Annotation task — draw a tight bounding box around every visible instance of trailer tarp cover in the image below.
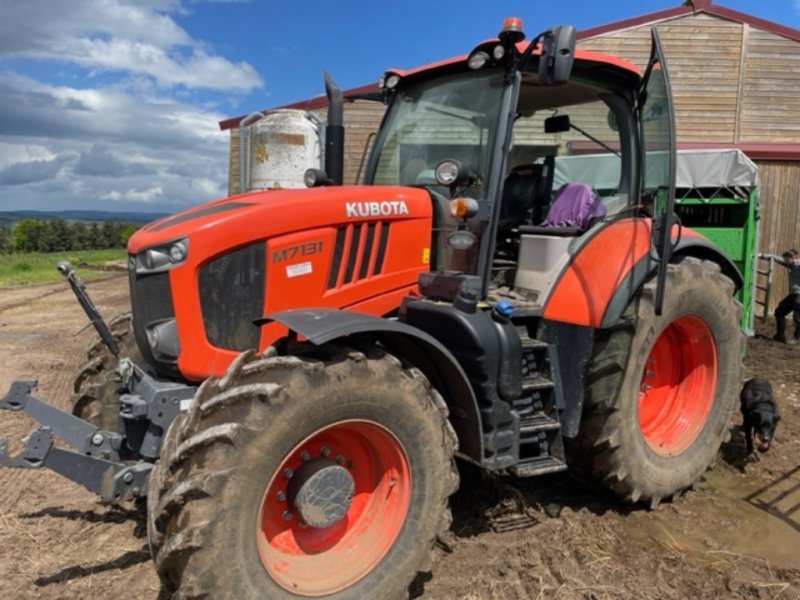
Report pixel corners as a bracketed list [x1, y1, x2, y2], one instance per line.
[554, 149, 758, 191]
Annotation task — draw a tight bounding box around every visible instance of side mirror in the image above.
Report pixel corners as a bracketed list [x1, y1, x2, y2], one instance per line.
[538, 25, 576, 85]
[544, 115, 570, 133]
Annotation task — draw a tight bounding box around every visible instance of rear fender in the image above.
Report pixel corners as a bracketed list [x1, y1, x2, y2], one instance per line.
[257, 309, 483, 462]
[542, 218, 742, 329]
[600, 235, 743, 329]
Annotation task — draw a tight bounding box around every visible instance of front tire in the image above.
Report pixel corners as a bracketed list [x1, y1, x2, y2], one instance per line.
[71, 313, 141, 429]
[568, 258, 743, 506]
[148, 344, 459, 599]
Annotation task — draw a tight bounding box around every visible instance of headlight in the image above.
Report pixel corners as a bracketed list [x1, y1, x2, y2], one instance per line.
[385, 74, 401, 89]
[135, 237, 189, 274]
[467, 51, 489, 70]
[145, 318, 180, 359]
[435, 160, 461, 186]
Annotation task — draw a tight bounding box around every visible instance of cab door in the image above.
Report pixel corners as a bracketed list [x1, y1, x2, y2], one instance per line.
[638, 28, 676, 314]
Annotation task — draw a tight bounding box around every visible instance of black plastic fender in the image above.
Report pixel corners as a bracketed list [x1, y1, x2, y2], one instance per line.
[256, 308, 483, 463]
[600, 236, 743, 329]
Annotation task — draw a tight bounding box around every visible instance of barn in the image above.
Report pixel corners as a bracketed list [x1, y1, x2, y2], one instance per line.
[218, 0, 800, 304]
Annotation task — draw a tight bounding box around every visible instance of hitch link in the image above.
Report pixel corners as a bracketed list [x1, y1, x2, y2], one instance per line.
[0, 380, 151, 501]
[58, 260, 120, 356]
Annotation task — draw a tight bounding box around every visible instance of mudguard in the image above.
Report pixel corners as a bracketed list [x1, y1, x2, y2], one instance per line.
[257, 308, 483, 462]
[542, 218, 742, 329]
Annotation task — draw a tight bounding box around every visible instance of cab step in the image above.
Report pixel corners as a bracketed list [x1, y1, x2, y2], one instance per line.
[510, 455, 567, 477]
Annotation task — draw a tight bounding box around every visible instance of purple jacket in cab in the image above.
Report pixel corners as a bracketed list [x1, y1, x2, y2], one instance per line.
[540, 183, 606, 230]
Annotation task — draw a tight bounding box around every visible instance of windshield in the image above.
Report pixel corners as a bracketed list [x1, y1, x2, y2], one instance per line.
[365, 70, 505, 196]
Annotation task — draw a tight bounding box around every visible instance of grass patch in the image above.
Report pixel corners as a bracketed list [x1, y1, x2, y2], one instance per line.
[0, 249, 127, 286]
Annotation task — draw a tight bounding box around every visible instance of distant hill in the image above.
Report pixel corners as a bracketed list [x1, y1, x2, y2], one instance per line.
[0, 210, 169, 226]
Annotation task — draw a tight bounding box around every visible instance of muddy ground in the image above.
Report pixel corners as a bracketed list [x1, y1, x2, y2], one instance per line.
[0, 275, 798, 599]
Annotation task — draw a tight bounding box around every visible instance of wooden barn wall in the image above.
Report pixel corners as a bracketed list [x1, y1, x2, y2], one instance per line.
[739, 28, 800, 143]
[754, 160, 800, 309]
[579, 13, 743, 142]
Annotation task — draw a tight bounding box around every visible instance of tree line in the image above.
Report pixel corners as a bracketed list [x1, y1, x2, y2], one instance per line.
[0, 219, 138, 254]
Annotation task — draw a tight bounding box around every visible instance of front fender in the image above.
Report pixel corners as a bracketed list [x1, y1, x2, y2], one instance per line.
[257, 308, 483, 462]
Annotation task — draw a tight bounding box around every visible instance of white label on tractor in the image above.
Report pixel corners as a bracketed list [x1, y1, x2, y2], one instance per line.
[180, 398, 193, 412]
[286, 261, 313, 278]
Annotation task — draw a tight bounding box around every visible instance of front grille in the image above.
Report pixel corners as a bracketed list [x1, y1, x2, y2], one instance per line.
[128, 265, 176, 377]
[326, 222, 390, 289]
[198, 242, 266, 351]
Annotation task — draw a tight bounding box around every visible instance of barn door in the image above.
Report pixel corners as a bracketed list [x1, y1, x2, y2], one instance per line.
[638, 27, 677, 315]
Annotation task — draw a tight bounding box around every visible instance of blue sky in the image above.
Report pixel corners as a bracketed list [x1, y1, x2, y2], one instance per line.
[0, 0, 797, 213]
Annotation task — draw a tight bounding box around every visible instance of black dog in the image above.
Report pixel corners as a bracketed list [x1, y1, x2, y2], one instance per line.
[740, 377, 781, 461]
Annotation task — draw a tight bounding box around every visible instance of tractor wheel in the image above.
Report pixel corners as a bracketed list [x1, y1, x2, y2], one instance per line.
[148, 344, 459, 599]
[71, 313, 141, 430]
[567, 257, 743, 507]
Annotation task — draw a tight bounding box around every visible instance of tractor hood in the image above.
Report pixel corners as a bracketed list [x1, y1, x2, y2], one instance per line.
[128, 185, 433, 256]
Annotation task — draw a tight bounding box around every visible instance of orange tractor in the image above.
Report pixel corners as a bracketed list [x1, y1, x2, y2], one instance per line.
[1, 18, 743, 599]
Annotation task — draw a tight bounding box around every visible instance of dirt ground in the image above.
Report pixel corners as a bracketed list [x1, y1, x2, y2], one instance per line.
[0, 275, 798, 599]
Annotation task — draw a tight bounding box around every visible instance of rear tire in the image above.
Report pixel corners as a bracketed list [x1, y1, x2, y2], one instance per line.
[567, 258, 743, 507]
[71, 313, 141, 430]
[148, 344, 459, 599]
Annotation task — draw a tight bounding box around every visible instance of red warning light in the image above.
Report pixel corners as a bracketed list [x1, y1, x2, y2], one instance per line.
[500, 17, 525, 43]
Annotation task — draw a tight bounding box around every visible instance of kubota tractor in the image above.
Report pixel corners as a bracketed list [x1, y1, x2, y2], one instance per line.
[0, 18, 744, 599]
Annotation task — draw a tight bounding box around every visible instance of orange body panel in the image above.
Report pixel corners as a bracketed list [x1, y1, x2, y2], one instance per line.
[128, 186, 433, 380]
[542, 219, 700, 328]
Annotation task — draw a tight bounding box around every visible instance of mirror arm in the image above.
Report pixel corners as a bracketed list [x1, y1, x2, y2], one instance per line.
[569, 124, 620, 157]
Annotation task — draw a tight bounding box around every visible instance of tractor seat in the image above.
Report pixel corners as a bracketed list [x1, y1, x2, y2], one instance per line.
[499, 163, 541, 231]
[523, 182, 606, 236]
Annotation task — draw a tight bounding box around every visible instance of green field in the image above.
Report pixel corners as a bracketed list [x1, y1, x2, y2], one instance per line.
[0, 249, 127, 286]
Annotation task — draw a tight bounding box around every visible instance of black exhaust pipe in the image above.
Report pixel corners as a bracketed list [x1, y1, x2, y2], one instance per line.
[323, 71, 344, 185]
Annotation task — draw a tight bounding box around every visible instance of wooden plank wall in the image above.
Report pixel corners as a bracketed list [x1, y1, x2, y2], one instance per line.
[754, 160, 800, 306]
[579, 13, 742, 142]
[739, 28, 800, 142]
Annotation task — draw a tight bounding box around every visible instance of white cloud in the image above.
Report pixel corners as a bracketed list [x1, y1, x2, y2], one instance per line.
[0, 75, 230, 211]
[101, 186, 164, 204]
[0, 154, 75, 185]
[0, 1, 260, 212]
[0, 0, 263, 91]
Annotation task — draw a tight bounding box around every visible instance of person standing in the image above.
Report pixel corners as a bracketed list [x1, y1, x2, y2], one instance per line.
[760, 249, 800, 344]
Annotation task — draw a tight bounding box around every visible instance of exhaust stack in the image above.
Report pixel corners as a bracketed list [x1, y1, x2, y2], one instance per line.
[324, 71, 344, 185]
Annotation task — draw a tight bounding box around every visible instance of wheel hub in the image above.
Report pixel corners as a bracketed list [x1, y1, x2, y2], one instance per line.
[287, 458, 355, 529]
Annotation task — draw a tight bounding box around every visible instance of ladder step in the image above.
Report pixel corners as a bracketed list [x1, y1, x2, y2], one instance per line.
[521, 338, 548, 350]
[520, 412, 561, 432]
[511, 455, 568, 477]
[521, 376, 553, 392]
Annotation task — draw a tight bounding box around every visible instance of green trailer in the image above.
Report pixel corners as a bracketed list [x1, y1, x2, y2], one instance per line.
[553, 149, 759, 334]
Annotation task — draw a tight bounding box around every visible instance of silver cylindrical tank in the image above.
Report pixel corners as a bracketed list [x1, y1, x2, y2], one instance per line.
[242, 109, 323, 191]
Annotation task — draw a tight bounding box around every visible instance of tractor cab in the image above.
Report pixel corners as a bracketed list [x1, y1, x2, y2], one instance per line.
[364, 18, 678, 312]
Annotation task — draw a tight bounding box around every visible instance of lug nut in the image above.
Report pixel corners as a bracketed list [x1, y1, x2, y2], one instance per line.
[123, 472, 134, 484]
[336, 455, 346, 466]
[320, 446, 331, 457]
[91, 433, 104, 446]
[276, 490, 286, 502]
[282, 510, 293, 521]
[300, 451, 311, 461]
[283, 468, 293, 479]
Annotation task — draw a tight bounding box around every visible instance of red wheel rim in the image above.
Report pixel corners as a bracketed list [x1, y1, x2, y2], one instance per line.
[257, 420, 411, 596]
[638, 314, 718, 456]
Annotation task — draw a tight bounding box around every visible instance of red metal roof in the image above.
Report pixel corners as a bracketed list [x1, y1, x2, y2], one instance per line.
[578, 0, 800, 43]
[676, 142, 800, 161]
